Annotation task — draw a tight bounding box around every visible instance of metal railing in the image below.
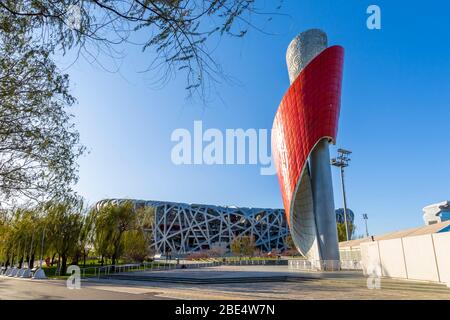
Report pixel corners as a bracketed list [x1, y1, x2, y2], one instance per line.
[340, 260, 362, 270]
[81, 263, 143, 279]
[182, 258, 288, 267]
[288, 259, 362, 271]
[222, 259, 268, 266]
[81, 261, 184, 279]
[80, 258, 290, 279]
[2, 258, 363, 280]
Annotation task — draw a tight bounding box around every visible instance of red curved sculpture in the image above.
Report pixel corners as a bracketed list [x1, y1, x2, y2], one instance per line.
[272, 45, 344, 256]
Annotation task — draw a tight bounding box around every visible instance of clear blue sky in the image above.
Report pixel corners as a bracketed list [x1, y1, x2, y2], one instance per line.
[61, 0, 450, 236]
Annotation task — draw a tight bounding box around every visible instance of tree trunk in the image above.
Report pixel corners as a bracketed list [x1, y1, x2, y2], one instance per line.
[111, 232, 123, 268]
[74, 251, 80, 265]
[83, 251, 87, 267]
[51, 252, 57, 266]
[29, 254, 35, 269]
[61, 254, 67, 275]
[56, 254, 61, 273]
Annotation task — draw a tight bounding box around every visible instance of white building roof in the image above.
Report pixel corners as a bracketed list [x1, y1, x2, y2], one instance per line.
[339, 220, 450, 249]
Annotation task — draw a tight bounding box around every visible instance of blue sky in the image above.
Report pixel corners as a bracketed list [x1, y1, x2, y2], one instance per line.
[61, 0, 450, 236]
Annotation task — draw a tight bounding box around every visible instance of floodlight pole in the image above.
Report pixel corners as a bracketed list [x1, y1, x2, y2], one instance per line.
[331, 148, 352, 242]
[363, 214, 369, 237]
[339, 166, 349, 241]
[28, 232, 34, 269]
[39, 227, 46, 268]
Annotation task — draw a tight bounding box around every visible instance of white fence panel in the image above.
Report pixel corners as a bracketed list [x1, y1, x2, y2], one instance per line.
[360, 241, 380, 276]
[378, 238, 407, 279]
[360, 232, 450, 284]
[432, 232, 450, 284]
[402, 234, 439, 282]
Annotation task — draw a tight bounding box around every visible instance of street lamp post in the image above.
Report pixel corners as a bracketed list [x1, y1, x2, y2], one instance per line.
[28, 232, 34, 269]
[363, 213, 369, 237]
[39, 227, 46, 268]
[331, 148, 352, 242]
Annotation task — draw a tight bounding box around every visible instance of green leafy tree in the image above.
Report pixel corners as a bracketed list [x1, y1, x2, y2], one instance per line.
[285, 234, 296, 250]
[122, 230, 150, 263]
[0, 14, 84, 204]
[77, 209, 95, 267]
[121, 205, 156, 263]
[0, 207, 45, 268]
[135, 206, 156, 254]
[45, 201, 84, 274]
[93, 201, 137, 266]
[0, 0, 281, 99]
[230, 235, 256, 258]
[0, 212, 14, 266]
[14, 209, 37, 268]
[337, 222, 356, 242]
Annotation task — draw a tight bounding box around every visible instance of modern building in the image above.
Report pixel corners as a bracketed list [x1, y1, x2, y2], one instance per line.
[95, 199, 356, 255]
[95, 199, 289, 255]
[423, 201, 450, 226]
[339, 220, 450, 252]
[272, 29, 344, 268]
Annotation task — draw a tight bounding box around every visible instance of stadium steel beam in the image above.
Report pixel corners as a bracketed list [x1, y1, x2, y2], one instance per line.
[272, 29, 344, 270]
[96, 199, 289, 254]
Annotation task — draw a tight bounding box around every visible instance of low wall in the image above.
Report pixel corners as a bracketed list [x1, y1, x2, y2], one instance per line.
[360, 232, 450, 285]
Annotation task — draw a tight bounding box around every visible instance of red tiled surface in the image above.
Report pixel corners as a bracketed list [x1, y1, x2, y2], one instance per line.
[272, 45, 344, 226]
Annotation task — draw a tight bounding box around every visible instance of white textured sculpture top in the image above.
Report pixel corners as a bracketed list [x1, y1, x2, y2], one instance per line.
[286, 29, 328, 83]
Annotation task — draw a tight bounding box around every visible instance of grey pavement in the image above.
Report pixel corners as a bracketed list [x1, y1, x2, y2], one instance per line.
[0, 277, 172, 300]
[1, 265, 450, 300]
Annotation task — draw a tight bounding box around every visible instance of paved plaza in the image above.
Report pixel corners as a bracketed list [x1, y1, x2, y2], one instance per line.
[1, 265, 449, 300]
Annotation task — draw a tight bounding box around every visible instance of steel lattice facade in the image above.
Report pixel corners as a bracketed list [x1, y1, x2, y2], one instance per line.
[95, 199, 289, 254]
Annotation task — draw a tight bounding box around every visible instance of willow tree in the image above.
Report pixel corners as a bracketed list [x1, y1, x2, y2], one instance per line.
[45, 201, 84, 274]
[126, 206, 157, 261]
[0, 212, 13, 266]
[0, 207, 45, 268]
[93, 201, 137, 266]
[230, 235, 256, 258]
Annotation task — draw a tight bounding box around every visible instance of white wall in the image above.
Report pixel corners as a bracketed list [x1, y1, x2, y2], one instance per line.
[360, 242, 380, 276]
[379, 239, 407, 278]
[432, 232, 450, 284]
[402, 235, 439, 282]
[360, 232, 450, 284]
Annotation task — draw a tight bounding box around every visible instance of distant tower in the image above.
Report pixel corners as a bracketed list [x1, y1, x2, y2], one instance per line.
[272, 29, 344, 270]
